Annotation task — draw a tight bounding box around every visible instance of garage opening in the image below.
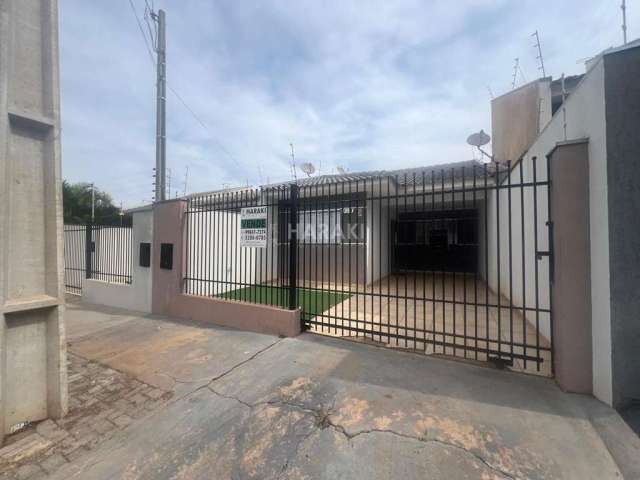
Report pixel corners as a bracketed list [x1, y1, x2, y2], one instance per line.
[393, 209, 478, 274]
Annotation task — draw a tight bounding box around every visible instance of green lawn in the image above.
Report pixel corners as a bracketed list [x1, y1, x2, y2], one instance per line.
[216, 285, 351, 320]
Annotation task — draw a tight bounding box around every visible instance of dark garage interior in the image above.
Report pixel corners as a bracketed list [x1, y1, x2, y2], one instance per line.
[392, 209, 479, 273]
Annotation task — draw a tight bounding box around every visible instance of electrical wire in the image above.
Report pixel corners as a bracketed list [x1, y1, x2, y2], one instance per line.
[127, 0, 255, 183]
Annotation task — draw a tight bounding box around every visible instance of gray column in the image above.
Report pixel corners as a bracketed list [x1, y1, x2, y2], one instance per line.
[0, 0, 67, 441]
[549, 139, 592, 394]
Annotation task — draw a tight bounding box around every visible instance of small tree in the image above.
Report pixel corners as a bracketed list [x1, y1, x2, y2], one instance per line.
[63, 181, 130, 225]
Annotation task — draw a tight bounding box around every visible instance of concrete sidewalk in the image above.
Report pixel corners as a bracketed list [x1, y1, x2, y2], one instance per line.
[33, 303, 640, 478]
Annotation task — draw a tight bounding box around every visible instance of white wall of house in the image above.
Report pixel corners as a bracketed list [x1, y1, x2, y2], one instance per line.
[487, 58, 612, 404]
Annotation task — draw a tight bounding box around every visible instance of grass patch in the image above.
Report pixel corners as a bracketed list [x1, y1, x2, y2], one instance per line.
[216, 285, 351, 320]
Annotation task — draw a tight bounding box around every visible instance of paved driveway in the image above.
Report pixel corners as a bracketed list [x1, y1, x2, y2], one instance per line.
[51, 302, 639, 479]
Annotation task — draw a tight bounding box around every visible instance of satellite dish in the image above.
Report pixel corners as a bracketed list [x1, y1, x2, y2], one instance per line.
[300, 162, 316, 177]
[466, 129, 491, 147]
[336, 166, 347, 175]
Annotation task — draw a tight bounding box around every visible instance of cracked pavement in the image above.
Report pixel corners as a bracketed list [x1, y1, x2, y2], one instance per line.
[48, 302, 638, 479]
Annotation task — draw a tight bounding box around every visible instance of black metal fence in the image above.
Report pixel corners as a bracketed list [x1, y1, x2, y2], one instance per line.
[184, 160, 553, 374]
[64, 224, 86, 295]
[63, 223, 133, 293]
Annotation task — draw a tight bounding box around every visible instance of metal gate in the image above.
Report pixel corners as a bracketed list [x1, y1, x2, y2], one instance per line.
[183, 159, 553, 375]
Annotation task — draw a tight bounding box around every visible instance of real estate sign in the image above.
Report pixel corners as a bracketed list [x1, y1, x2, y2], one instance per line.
[240, 206, 268, 247]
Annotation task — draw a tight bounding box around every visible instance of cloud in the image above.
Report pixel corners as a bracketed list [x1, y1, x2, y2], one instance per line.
[59, 0, 638, 207]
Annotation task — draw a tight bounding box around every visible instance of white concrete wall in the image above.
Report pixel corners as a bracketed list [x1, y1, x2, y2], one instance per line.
[487, 59, 612, 404]
[83, 279, 148, 313]
[82, 210, 153, 313]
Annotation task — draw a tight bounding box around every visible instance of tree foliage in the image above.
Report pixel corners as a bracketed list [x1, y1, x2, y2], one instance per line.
[63, 181, 129, 225]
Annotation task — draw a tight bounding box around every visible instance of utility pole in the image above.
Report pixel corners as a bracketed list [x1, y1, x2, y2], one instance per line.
[289, 143, 297, 181]
[151, 9, 167, 202]
[91, 183, 95, 223]
[622, 0, 628, 45]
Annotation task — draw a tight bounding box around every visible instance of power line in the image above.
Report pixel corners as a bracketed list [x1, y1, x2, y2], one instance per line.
[166, 83, 244, 172]
[126, 1, 251, 182]
[127, 0, 154, 65]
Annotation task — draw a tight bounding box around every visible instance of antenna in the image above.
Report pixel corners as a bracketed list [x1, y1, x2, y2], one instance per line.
[289, 143, 297, 181]
[487, 85, 495, 99]
[166, 167, 172, 198]
[511, 58, 519, 89]
[183, 165, 189, 196]
[532, 30, 546, 78]
[622, 0, 628, 44]
[300, 162, 316, 177]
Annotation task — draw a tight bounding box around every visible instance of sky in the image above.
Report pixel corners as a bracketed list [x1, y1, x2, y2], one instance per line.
[59, 1, 637, 208]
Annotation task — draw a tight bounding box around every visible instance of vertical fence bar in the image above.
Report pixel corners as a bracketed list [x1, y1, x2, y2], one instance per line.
[532, 156, 541, 371]
[483, 164, 489, 359]
[462, 166, 467, 358]
[507, 161, 514, 362]
[289, 184, 299, 312]
[85, 223, 92, 279]
[546, 154, 554, 374]
[473, 166, 478, 360]
[496, 163, 502, 358]
[431, 170, 436, 351]
[520, 160, 528, 370]
[451, 167, 456, 356]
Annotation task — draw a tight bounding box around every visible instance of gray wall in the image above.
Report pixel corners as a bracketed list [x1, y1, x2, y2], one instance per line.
[604, 47, 640, 408]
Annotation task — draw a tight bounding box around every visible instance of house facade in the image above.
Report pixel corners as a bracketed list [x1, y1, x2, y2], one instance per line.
[64, 39, 640, 412]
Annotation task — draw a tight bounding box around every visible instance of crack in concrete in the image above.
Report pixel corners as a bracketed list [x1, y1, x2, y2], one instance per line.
[205, 338, 284, 387]
[206, 389, 517, 480]
[168, 338, 285, 406]
[153, 371, 198, 385]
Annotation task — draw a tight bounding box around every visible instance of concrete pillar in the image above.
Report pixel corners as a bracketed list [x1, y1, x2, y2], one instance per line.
[152, 199, 188, 316]
[0, 0, 67, 441]
[549, 139, 592, 394]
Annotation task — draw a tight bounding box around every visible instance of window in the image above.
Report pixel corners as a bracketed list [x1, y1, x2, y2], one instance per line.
[279, 205, 366, 245]
[340, 207, 365, 244]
